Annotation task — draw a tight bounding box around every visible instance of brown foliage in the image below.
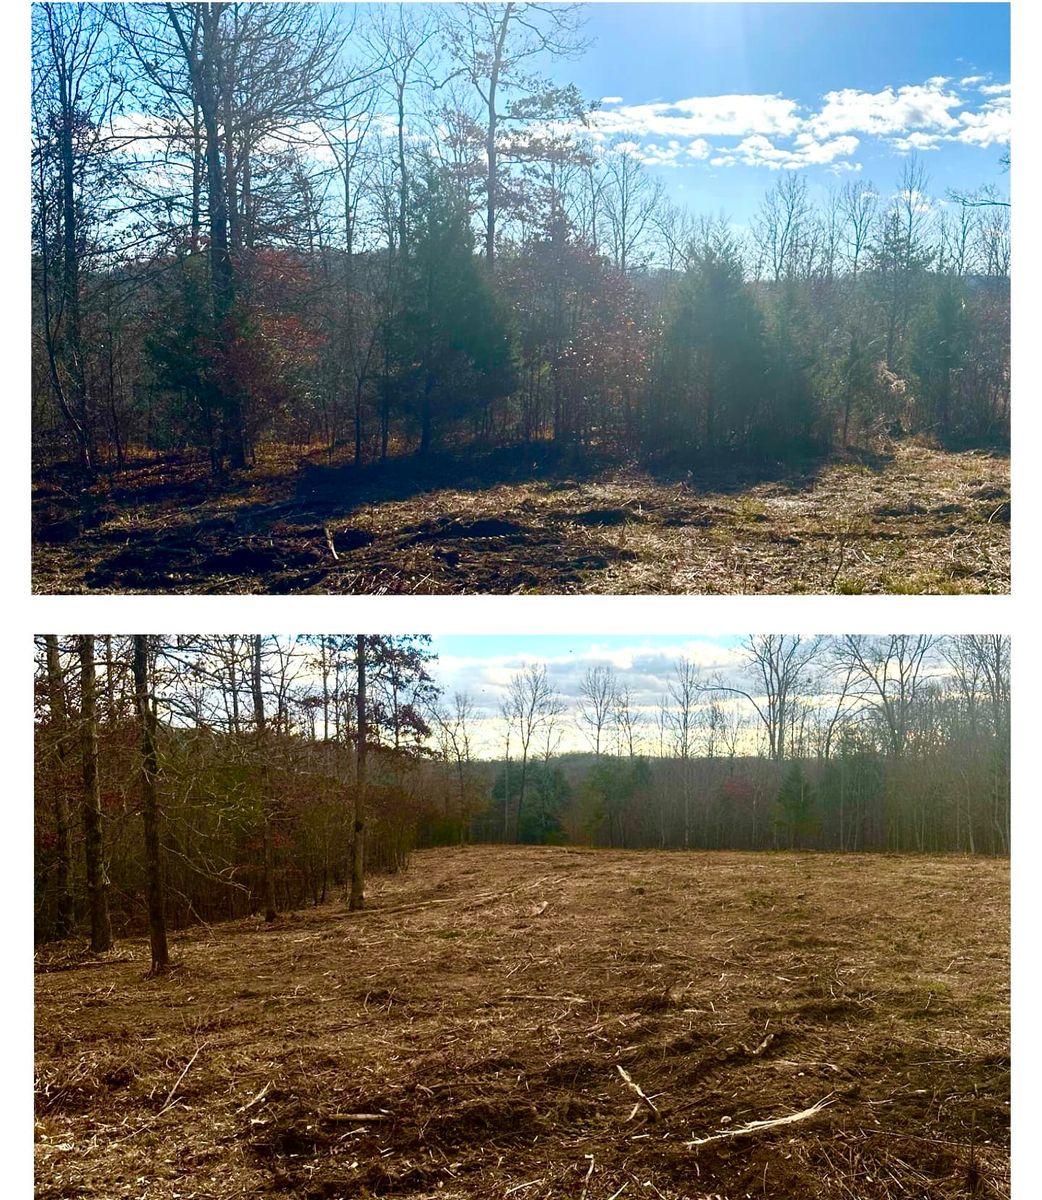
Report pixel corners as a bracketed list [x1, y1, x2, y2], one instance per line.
[36, 846, 1008, 1199]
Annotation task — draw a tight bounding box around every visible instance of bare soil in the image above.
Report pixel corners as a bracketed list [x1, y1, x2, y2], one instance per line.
[35, 846, 1010, 1199]
[31, 442, 1010, 594]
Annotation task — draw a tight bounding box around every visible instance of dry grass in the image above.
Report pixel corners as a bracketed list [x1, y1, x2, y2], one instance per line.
[35, 847, 1009, 1199]
[32, 442, 1009, 594]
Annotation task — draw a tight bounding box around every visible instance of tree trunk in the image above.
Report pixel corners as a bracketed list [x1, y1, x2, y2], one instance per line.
[172, 1, 246, 472]
[252, 635, 277, 923]
[420, 374, 433, 456]
[58, 65, 93, 474]
[78, 636, 112, 952]
[44, 636, 74, 938]
[132, 636, 170, 974]
[484, 4, 512, 267]
[350, 636, 367, 911]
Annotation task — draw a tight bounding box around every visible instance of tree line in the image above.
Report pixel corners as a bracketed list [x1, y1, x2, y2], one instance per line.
[32, 3, 1010, 479]
[34, 634, 436, 970]
[35, 634, 1009, 963]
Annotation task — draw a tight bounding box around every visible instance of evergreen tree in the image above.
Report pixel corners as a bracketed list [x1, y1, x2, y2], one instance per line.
[835, 327, 879, 447]
[774, 761, 819, 849]
[909, 278, 970, 438]
[868, 205, 934, 371]
[391, 171, 516, 454]
[657, 231, 766, 454]
[762, 283, 820, 454]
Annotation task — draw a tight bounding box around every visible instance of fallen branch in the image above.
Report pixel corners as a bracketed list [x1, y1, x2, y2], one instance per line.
[502, 993, 589, 1004]
[742, 1031, 775, 1057]
[158, 1042, 208, 1116]
[35, 954, 137, 974]
[322, 1112, 392, 1123]
[616, 1065, 659, 1119]
[579, 1154, 595, 1200]
[236, 1081, 273, 1114]
[684, 1096, 833, 1146]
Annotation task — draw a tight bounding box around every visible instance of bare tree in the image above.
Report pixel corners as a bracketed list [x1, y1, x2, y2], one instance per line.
[251, 635, 277, 923]
[78, 635, 112, 952]
[651, 199, 695, 276]
[435, 691, 480, 843]
[601, 143, 661, 275]
[133, 635, 170, 974]
[838, 635, 936, 759]
[752, 174, 814, 282]
[32, 2, 120, 474]
[441, 2, 588, 266]
[944, 634, 1009, 853]
[367, 3, 438, 257]
[577, 664, 619, 758]
[43, 636, 75, 938]
[504, 662, 559, 839]
[839, 179, 878, 277]
[350, 635, 367, 910]
[667, 658, 700, 848]
[708, 636, 825, 762]
[614, 682, 644, 759]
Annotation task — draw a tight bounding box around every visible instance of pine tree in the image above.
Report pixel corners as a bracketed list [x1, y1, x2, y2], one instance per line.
[657, 232, 766, 454]
[774, 761, 819, 849]
[910, 278, 970, 438]
[391, 171, 515, 455]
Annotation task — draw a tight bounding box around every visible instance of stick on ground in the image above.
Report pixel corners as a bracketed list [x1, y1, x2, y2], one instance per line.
[684, 1096, 833, 1146]
[616, 1065, 659, 1119]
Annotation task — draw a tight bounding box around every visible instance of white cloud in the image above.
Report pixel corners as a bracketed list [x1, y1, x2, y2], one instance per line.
[956, 94, 1011, 147]
[896, 187, 935, 214]
[599, 96, 624, 105]
[891, 131, 944, 153]
[712, 132, 859, 171]
[575, 74, 1007, 176]
[435, 640, 757, 756]
[589, 93, 803, 141]
[438, 640, 745, 712]
[809, 81, 964, 138]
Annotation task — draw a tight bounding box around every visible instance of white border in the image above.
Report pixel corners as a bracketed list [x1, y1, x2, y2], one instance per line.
[6, 1, 1037, 1197]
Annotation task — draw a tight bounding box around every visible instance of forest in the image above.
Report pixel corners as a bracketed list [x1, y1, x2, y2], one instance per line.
[34, 633, 1010, 957]
[31, 3, 1011, 594]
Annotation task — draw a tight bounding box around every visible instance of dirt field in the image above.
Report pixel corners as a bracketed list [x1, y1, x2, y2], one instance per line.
[35, 846, 1009, 1199]
[31, 442, 1009, 594]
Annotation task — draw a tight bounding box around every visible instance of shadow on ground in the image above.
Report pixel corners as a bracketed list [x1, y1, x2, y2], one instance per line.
[31, 441, 1008, 595]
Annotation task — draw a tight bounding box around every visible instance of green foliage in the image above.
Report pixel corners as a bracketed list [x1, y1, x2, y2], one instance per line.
[774, 760, 819, 848]
[834, 324, 881, 445]
[867, 206, 935, 370]
[579, 755, 652, 846]
[390, 171, 516, 452]
[656, 232, 767, 454]
[909, 277, 971, 436]
[145, 259, 217, 450]
[760, 283, 820, 453]
[493, 760, 571, 844]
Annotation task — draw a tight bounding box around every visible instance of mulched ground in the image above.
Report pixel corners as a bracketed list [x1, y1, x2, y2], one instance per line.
[31, 441, 1009, 594]
[35, 846, 1009, 1199]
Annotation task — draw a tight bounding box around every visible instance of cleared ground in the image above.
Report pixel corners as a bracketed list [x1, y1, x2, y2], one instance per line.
[32, 442, 1009, 594]
[35, 846, 1009, 1199]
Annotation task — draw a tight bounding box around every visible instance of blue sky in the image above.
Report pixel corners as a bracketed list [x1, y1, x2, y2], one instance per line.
[432, 633, 740, 665]
[539, 2, 1010, 221]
